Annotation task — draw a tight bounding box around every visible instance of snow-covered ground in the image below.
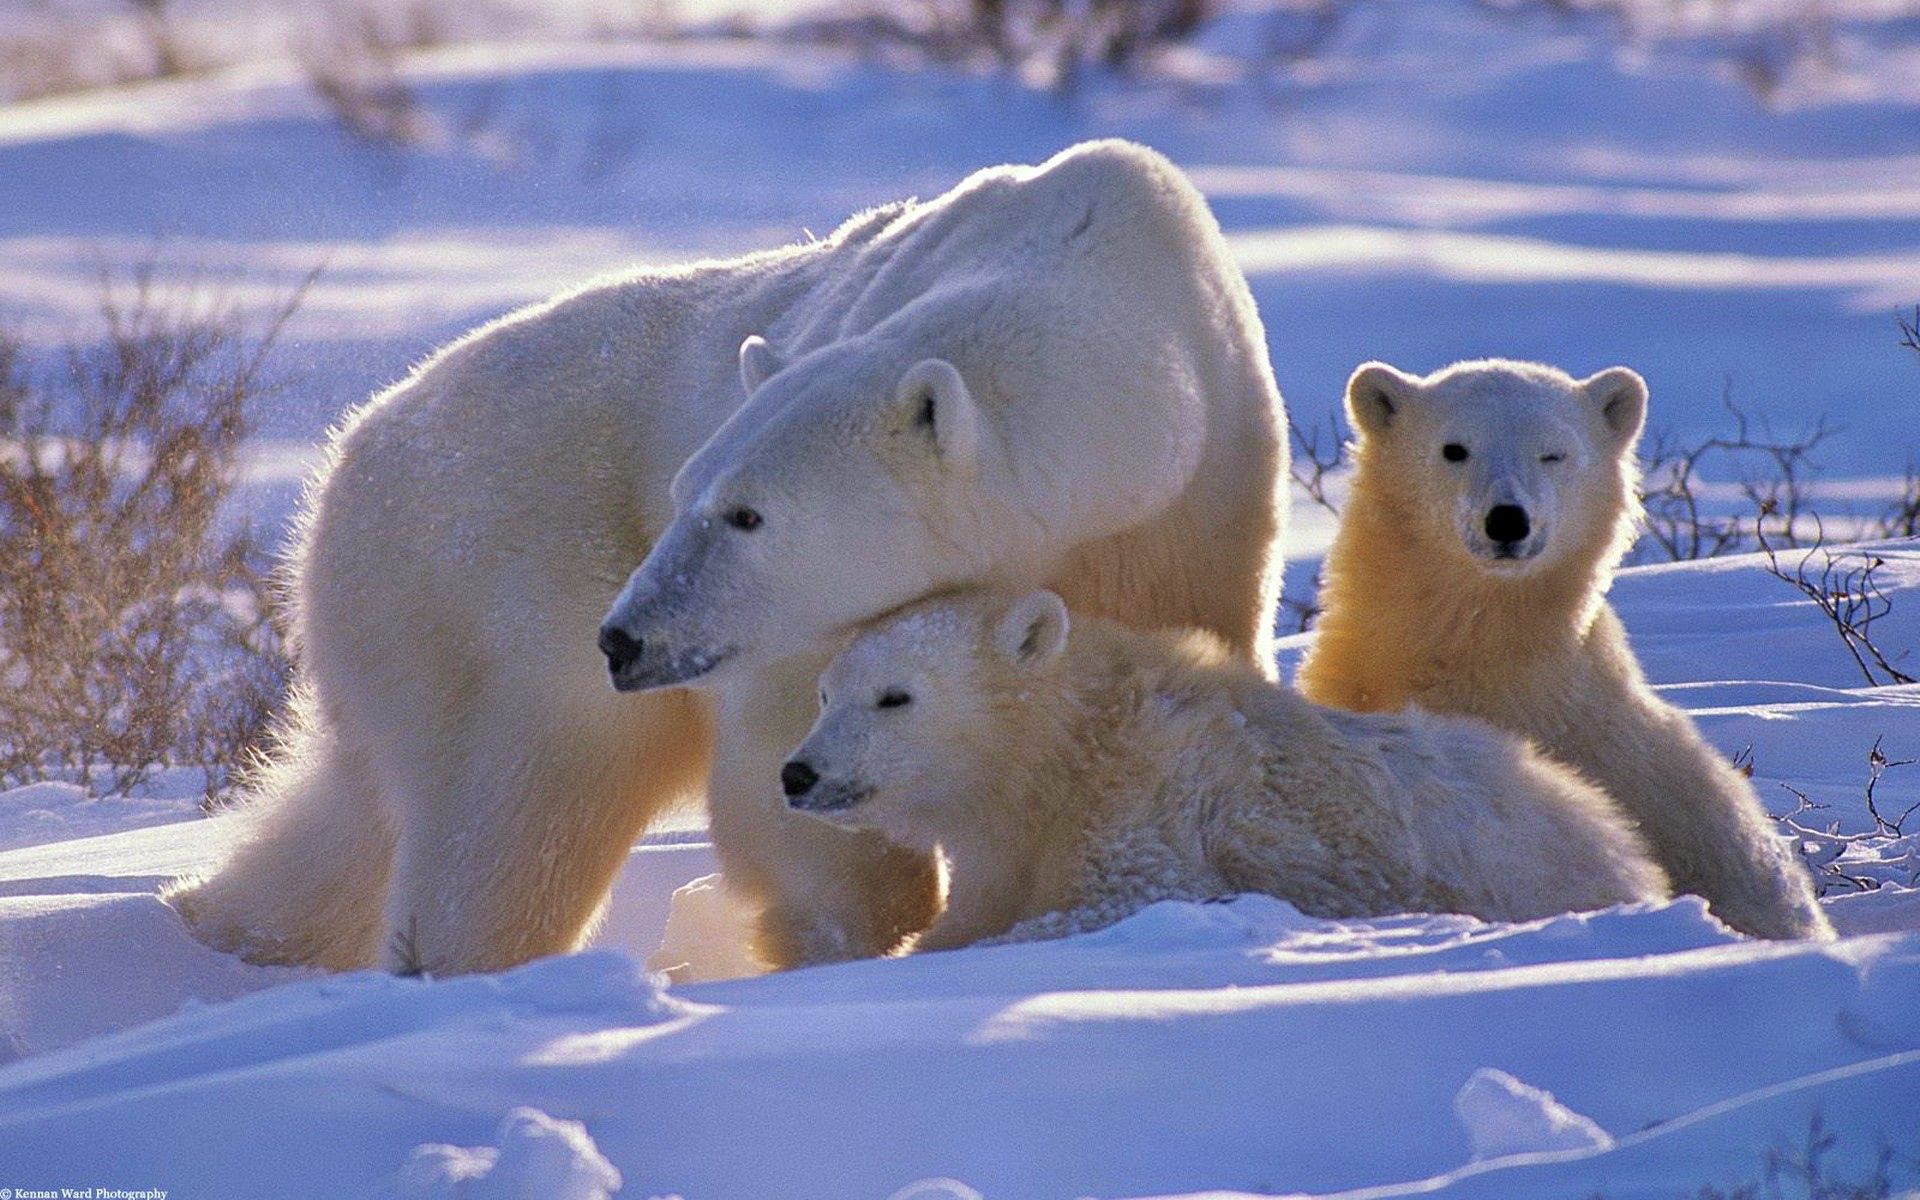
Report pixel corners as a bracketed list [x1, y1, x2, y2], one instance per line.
[3, 1, 1919, 1196]
[5, 548, 1916, 1199]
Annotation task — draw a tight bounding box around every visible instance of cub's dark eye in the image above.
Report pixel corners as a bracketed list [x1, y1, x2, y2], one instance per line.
[725, 506, 763, 531]
[876, 689, 912, 710]
[1442, 443, 1469, 463]
[1540, 453, 1565, 464]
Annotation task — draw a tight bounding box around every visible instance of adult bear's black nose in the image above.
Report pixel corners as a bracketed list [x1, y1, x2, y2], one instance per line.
[781, 760, 819, 799]
[1485, 504, 1531, 544]
[598, 624, 644, 676]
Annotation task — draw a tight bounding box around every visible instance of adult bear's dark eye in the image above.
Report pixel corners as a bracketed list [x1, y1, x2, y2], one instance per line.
[876, 689, 912, 710]
[725, 506, 763, 531]
[1442, 443, 1469, 463]
[1540, 452, 1565, 464]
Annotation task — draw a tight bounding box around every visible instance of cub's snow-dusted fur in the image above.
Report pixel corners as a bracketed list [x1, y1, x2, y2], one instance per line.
[784, 589, 1669, 950]
[1297, 359, 1831, 941]
[167, 141, 1288, 973]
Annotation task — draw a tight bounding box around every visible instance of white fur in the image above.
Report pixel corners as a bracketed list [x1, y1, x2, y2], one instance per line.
[167, 141, 1289, 973]
[785, 589, 1670, 950]
[1299, 358, 1832, 941]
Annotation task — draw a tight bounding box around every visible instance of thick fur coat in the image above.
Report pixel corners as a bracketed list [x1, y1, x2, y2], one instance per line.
[168, 141, 1289, 973]
[785, 589, 1670, 950]
[1296, 359, 1830, 941]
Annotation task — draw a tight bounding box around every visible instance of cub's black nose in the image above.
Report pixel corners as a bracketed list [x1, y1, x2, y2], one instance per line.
[598, 624, 644, 675]
[781, 760, 820, 799]
[1485, 504, 1531, 544]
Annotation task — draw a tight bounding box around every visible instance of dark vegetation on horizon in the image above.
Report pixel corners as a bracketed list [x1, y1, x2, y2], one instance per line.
[1, 0, 1905, 114]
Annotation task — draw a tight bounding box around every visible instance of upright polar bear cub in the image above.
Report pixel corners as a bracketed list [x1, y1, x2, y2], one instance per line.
[168, 141, 1289, 974]
[781, 588, 1669, 949]
[1297, 359, 1831, 941]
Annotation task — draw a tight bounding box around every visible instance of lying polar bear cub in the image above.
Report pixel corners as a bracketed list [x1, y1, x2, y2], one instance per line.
[780, 588, 1670, 950]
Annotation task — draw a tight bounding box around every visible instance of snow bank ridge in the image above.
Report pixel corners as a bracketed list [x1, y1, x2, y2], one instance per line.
[1453, 1067, 1614, 1161]
[387, 1107, 622, 1199]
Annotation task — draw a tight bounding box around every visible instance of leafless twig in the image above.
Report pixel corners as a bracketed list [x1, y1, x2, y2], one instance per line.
[1864, 736, 1920, 835]
[1777, 739, 1918, 896]
[1288, 414, 1346, 518]
[792, 0, 1222, 91]
[1279, 567, 1323, 635]
[1755, 511, 1915, 688]
[297, 3, 444, 152]
[388, 913, 431, 978]
[1636, 380, 1836, 563]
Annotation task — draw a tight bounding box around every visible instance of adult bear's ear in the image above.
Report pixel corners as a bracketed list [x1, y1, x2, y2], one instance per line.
[1345, 362, 1416, 436]
[738, 335, 783, 395]
[1582, 367, 1648, 449]
[993, 590, 1070, 670]
[895, 358, 980, 471]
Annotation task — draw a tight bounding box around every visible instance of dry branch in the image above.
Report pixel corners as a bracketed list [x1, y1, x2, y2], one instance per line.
[0, 264, 311, 799]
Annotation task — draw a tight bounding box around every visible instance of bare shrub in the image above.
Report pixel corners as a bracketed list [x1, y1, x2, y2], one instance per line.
[0, 30, 91, 103]
[1778, 739, 1919, 896]
[1756, 515, 1915, 689]
[1279, 415, 1348, 633]
[125, 0, 190, 79]
[1288, 415, 1347, 518]
[1869, 465, 1920, 541]
[1279, 571, 1324, 635]
[297, 4, 440, 151]
[1633, 382, 1836, 564]
[1689, 1114, 1910, 1200]
[1482, 0, 1855, 106]
[1880, 312, 1920, 540]
[1639, 317, 1920, 553]
[0, 265, 308, 800]
[0, 0, 199, 103]
[1722, 10, 1835, 106]
[796, 0, 1222, 89]
[953, 0, 1217, 78]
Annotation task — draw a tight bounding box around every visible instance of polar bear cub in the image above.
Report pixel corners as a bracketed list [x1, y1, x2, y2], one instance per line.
[781, 588, 1669, 950]
[1297, 359, 1831, 940]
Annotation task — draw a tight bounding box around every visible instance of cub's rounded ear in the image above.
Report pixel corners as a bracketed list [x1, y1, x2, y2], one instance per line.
[1583, 367, 1648, 449]
[896, 358, 980, 471]
[1345, 362, 1417, 436]
[993, 589, 1070, 670]
[738, 335, 783, 395]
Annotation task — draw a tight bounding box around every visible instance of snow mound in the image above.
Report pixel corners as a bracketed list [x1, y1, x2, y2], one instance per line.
[0, 775, 207, 853]
[886, 1181, 985, 1200]
[1452, 1067, 1613, 1161]
[6, 900, 1915, 1198]
[388, 1107, 623, 1200]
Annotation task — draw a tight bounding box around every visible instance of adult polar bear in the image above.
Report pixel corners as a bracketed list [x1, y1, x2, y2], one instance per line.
[169, 140, 1290, 974]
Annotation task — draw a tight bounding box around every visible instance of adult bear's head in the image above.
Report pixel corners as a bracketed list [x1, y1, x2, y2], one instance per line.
[599, 331, 1038, 692]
